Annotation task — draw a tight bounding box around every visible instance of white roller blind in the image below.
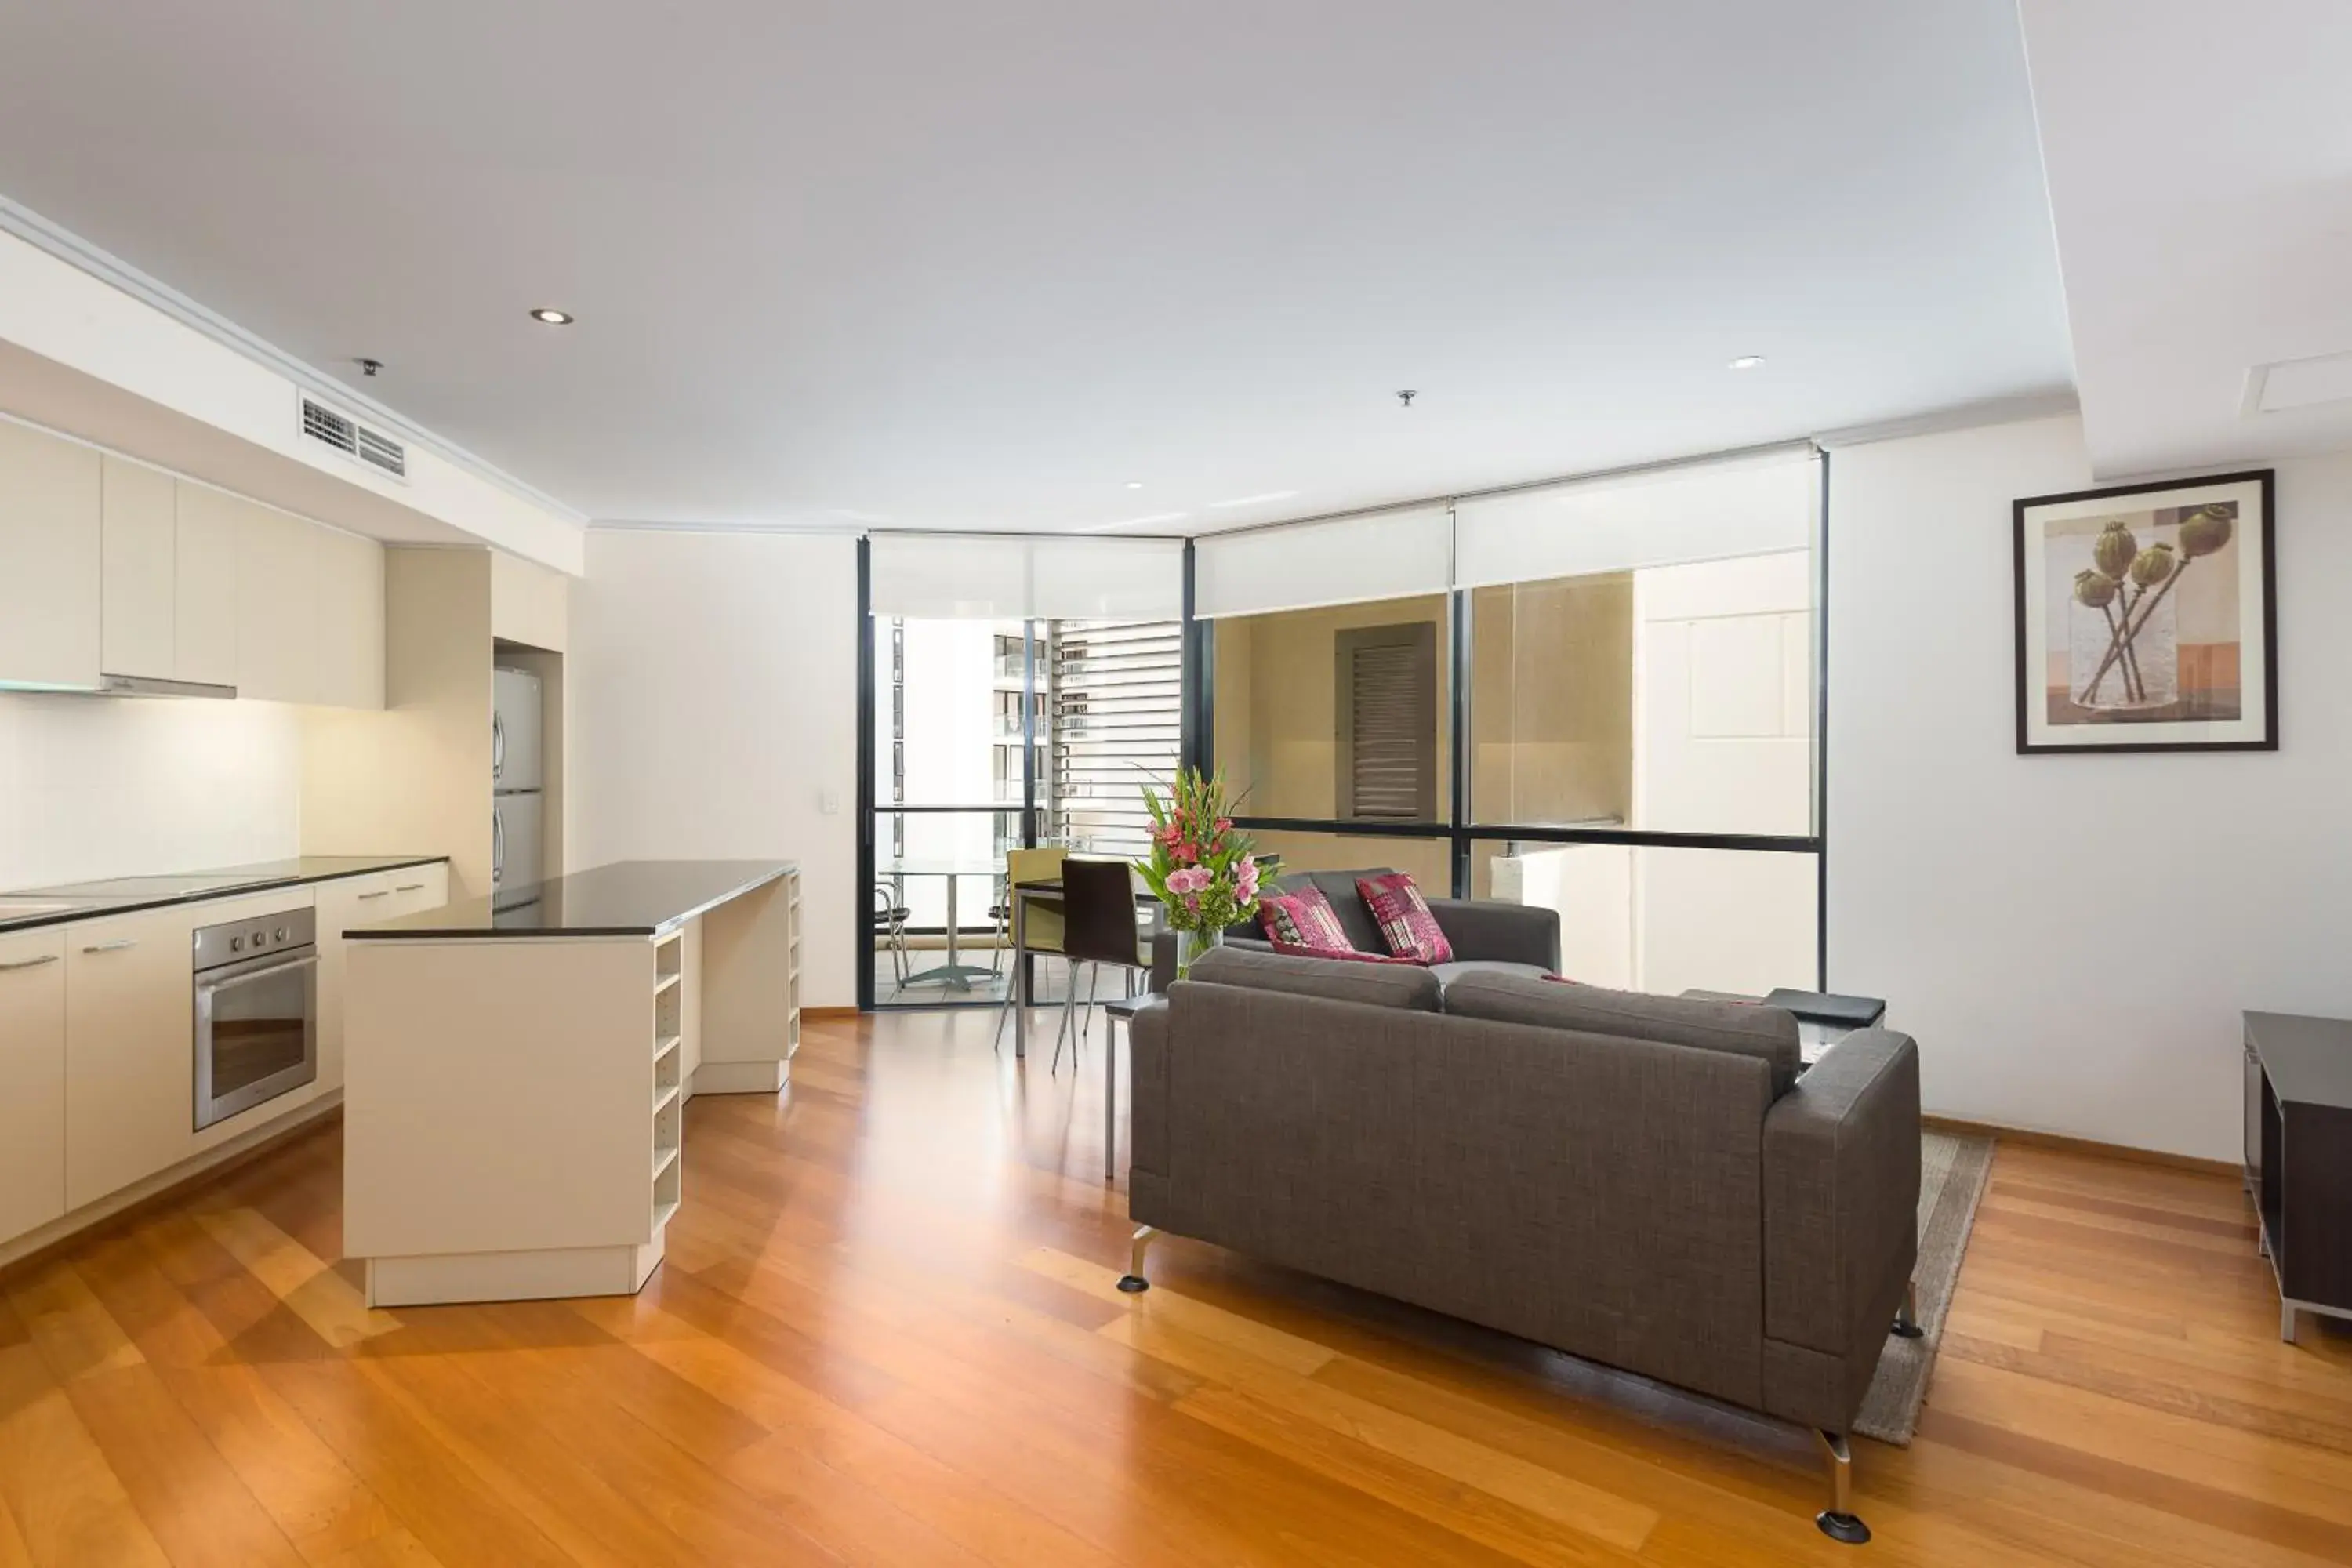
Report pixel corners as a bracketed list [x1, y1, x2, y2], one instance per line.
[1454, 448, 1818, 590]
[1194, 505, 1454, 618]
[869, 534, 1182, 620]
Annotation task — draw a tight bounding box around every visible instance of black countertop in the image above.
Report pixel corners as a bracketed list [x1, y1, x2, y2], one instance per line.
[347, 859, 795, 939]
[2246, 1012, 2352, 1109]
[0, 855, 451, 934]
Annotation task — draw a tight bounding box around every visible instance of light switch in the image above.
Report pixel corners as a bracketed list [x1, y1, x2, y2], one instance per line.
[819, 789, 841, 815]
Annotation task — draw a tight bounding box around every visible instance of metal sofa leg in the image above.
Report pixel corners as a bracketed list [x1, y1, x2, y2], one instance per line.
[1893, 1279, 1924, 1339]
[1815, 1430, 1870, 1544]
[1117, 1225, 1157, 1294]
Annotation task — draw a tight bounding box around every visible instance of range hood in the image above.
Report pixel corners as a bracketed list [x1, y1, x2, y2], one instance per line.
[98, 673, 238, 700]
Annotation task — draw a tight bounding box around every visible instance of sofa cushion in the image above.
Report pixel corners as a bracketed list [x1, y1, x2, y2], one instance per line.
[1430, 960, 1553, 989]
[1443, 971, 1802, 1091]
[1257, 886, 1354, 954]
[1357, 873, 1454, 964]
[1185, 942, 1442, 1011]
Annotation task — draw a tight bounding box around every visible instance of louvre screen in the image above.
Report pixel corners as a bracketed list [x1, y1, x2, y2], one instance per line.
[1049, 619, 1181, 858]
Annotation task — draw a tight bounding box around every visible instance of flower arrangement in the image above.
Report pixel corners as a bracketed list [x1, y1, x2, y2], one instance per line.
[1137, 767, 1259, 970]
[2072, 504, 2234, 708]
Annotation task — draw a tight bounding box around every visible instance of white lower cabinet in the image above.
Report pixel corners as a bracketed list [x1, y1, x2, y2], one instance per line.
[318, 864, 448, 1093]
[0, 927, 67, 1244]
[64, 902, 198, 1209]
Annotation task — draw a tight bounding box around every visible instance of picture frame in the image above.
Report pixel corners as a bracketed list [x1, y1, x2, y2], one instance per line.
[2013, 469, 2276, 754]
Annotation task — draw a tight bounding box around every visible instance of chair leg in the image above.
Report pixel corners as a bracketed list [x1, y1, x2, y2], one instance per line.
[1081, 962, 1101, 1044]
[1117, 1225, 1157, 1294]
[1053, 963, 1079, 1074]
[1814, 1431, 1868, 1544]
[1893, 1279, 1923, 1339]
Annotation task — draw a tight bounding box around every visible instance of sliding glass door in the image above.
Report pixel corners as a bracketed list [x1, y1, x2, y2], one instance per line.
[860, 536, 1182, 1011]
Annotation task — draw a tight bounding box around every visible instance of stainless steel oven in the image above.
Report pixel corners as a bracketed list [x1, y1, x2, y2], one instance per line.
[194, 906, 318, 1131]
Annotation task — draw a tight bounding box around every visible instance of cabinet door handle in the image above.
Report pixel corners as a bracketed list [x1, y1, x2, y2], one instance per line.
[357, 889, 392, 900]
[80, 939, 136, 953]
[394, 883, 426, 893]
[0, 953, 59, 971]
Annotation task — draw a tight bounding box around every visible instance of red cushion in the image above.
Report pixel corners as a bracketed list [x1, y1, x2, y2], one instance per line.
[1266, 935, 1423, 965]
[1258, 887, 1354, 954]
[1356, 873, 1454, 964]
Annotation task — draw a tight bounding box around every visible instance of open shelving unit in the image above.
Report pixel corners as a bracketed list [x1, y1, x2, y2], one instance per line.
[788, 877, 803, 1057]
[651, 928, 685, 1236]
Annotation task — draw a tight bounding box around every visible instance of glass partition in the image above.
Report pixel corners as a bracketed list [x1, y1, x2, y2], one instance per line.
[1470, 838, 1818, 995]
[1212, 592, 1453, 826]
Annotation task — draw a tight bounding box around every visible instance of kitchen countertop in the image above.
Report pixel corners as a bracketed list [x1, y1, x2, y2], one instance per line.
[347, 859, 795, 940]
[0, 855, 451, 934]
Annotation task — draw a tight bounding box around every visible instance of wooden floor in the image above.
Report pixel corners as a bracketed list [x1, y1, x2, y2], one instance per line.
[3, 1008, 2349, 1566]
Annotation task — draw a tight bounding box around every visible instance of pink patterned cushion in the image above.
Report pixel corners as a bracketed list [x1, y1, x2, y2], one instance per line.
[1265, 935, 1422, 965]
[1258, 887, 1354, 954]
[1356, 873, 1454, 964]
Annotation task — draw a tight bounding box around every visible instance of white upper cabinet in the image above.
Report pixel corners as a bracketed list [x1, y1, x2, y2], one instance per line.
[172, 481, 240, 688]
[314, 526, 385, 710]
[100, 455, 177, 681]
[235, 497, 318, 704]
[0, 420, 103, 690]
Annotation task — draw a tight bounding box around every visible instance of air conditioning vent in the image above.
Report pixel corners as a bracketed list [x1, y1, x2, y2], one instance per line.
[299, 396, 407, 481]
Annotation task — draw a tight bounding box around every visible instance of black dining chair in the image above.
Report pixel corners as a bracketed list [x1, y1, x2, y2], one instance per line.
[1056, 857, 1151, 1073]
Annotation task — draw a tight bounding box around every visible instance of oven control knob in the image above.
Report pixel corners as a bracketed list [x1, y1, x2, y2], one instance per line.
[252, 929, 267, 946]
[230, 936, 245, 952]
[274, 927, 289, 942]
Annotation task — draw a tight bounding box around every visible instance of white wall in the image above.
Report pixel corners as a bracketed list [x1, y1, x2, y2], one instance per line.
[1829, 413, 2351, 1160]
[568, 529, 858, 1007]
[0, 694, 301, 887]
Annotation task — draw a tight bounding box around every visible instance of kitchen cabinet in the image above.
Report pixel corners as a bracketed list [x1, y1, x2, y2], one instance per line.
[172, 481, 241, 688]
[64, 902, 198, 1208]
[100, 454, 178, 681]
[0, 927, 67, 1245]
[314, 525, 385, 709]
[235, 498, 318, 703]
[0, 419, 103, 690]
[316, 863, 448, 1092]
[491, 549, 568, 652]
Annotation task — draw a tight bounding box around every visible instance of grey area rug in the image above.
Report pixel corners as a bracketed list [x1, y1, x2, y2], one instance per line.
[1852, 1131, 1996, 1445]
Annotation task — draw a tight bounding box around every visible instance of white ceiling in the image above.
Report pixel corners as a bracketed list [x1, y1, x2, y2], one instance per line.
[2020, 0, 2352, 479]
[0, 2, 2074, 534]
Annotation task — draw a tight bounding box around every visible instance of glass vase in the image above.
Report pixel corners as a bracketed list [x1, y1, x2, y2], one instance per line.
[2069, 587, 2177, 712]
[1174, 925, 1222, 979]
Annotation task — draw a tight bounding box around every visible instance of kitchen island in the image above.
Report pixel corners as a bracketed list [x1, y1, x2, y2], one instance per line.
[343, 858, 800, 1307]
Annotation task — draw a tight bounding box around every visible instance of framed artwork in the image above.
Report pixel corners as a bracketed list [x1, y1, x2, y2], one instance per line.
[2013, 469, 2276, 753]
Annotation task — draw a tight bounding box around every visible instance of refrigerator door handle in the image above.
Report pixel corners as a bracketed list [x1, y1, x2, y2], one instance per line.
[492, 710, 506, 782]
[492, 805, 506, 886]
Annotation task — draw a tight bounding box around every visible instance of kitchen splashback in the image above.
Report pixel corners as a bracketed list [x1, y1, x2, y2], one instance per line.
[0, 692, 300, 888]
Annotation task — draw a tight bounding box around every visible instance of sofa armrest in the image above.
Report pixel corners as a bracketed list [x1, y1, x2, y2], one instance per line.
[1426, 898, 1559, 971]
[1762, 1029, 1921, 1361]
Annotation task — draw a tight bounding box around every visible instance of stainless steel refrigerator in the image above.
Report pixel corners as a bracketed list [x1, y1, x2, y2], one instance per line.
[492, 667, 543, 890]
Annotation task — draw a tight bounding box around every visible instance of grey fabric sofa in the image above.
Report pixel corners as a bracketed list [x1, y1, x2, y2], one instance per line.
[1123, 944, 1922, 1544]
[1225, 866, 1561, 981]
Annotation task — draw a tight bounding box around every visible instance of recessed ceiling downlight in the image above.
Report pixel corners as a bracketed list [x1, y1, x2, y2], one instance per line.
[1729, 355, 1766, 370]
[529, 307, 575, 325]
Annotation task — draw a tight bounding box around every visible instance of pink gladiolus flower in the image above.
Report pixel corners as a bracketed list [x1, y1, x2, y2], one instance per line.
[1165, 866, 1210, 895]
[1235, 858, 1260, 902]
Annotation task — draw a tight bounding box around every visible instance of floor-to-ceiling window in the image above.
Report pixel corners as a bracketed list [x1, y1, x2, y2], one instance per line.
[859, 535, 1183, 1010]
[1194, 448, 1826, 993]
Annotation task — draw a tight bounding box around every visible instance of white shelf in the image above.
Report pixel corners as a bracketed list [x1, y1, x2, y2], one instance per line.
[651, 1194, 681, 1234]
[654, 1032, 681, 1061]
[652, 1081, 681, 1116]
[653, 971, 683, 998]
[652, 1142, 681, 1181]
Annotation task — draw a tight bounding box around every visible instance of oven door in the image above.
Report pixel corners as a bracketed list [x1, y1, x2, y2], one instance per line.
[194, 947, 319, 1131]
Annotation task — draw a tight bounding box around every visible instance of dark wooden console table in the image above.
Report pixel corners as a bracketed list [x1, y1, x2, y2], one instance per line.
[2243, 1011, 2352, 1343]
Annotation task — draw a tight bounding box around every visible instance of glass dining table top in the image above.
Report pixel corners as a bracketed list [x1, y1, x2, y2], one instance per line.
[877, 859, 1004, 877]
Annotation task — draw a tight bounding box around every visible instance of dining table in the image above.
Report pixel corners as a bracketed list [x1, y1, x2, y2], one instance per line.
[877, 857, 1004, 992]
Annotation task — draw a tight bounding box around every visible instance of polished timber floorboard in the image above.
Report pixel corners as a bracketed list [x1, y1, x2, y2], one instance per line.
[3, 1010, 2350, 1566]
